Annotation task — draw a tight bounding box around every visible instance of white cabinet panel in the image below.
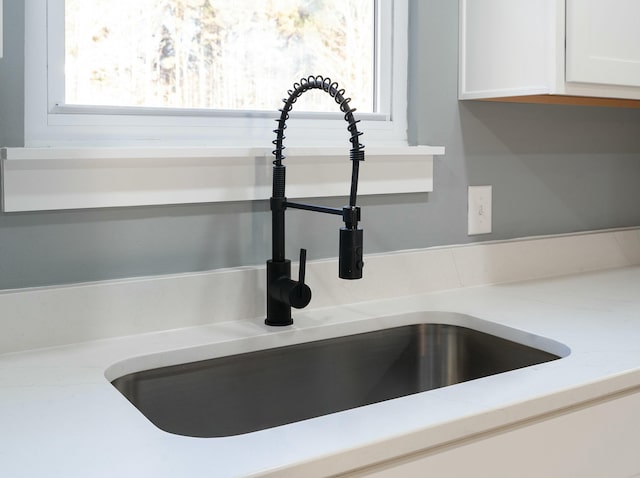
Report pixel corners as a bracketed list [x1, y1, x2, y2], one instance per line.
[459, 0, 556, 98]
[567, 0, 640, 87]
[347, 389, 640, 477]
[460, 0, 640, 104]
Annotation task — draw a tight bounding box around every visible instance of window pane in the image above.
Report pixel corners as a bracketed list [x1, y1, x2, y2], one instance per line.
[64, 0, 374, 113]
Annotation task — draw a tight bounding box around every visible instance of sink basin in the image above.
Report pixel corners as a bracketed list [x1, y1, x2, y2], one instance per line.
[111, 323, 561, 437]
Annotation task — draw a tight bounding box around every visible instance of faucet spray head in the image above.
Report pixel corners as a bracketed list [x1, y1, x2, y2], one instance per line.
[339, 227, 364, 279]
[339, 206, 363, 279]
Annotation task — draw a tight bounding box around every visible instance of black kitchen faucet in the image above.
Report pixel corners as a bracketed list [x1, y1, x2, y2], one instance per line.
[265, 76, 365, 326]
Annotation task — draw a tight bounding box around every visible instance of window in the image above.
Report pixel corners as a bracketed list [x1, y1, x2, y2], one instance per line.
[5, 0, 444, 212]
[63, 0, 374, 114]
[24, 0, 408, 147]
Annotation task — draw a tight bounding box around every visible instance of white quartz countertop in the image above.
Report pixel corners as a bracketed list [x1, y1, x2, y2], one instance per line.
[2, 266, 640, 477]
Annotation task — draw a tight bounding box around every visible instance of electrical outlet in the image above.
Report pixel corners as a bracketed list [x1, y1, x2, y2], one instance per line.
[468, 185, 492, 235]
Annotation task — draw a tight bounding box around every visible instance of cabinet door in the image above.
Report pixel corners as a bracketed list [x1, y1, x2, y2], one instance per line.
[566, 0, 640, 87]
[344, 389, 640, 477]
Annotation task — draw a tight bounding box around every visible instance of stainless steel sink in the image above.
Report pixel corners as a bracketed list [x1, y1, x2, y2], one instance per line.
[111, 323, 561, 437]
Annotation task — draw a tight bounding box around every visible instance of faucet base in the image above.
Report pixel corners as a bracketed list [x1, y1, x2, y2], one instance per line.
[265, 259, 294, 326]
[264, 317, 294, 327]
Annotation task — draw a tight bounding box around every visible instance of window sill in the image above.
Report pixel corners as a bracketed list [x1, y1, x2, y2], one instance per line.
[1, 145, 444, 212]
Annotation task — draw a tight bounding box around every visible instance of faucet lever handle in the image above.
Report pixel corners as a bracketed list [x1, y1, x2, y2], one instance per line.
[298, 248, 307, 288]
[287, 248, 311, 309]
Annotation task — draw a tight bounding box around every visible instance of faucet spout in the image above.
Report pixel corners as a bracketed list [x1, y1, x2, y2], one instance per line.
[265, 76, 365, 326]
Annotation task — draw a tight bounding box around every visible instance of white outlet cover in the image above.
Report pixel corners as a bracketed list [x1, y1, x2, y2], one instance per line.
[468, 185, 492, 235]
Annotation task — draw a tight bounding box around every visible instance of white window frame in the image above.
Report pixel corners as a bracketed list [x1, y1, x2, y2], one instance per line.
[1, 0, 445, 212]
[25, 0, 408, 148]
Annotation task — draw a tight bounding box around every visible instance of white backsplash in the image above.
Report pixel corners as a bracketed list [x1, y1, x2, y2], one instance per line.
[1, 227, 639, 354]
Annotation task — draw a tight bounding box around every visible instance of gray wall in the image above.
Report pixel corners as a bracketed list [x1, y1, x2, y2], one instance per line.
[409, 0, 640, 241]
[0, 0, 24, 147]
[1, 0, 640, 290]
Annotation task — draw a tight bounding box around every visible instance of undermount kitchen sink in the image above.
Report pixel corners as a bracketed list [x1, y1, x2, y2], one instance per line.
[111, 323, 562, 438]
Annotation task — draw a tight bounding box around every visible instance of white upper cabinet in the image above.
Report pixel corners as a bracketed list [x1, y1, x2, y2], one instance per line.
[566, 0, 640, 88]
[459, 0, 640, 104]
